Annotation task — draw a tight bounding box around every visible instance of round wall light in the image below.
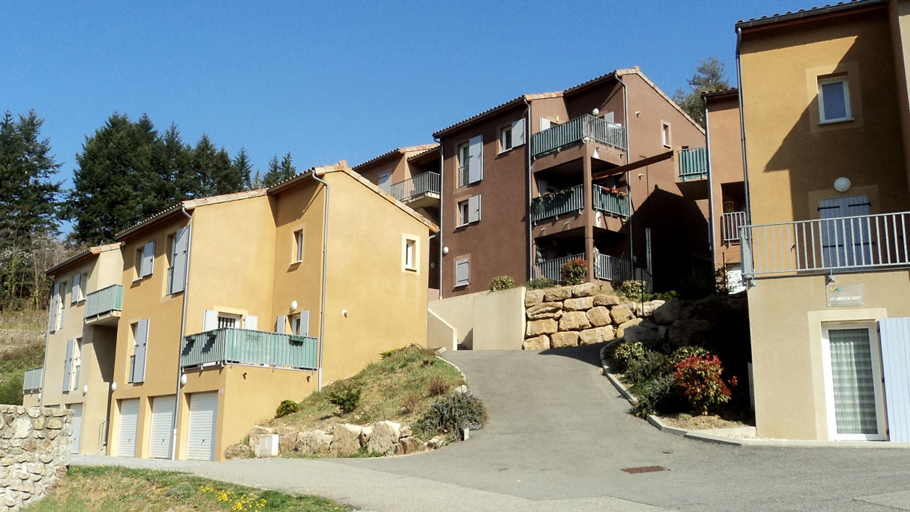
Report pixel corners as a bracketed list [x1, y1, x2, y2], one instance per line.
[443, 247, 449, 255]
[111, 382, 117, 391]
[83, 385, 88, 395]
[592, 108, 600, 116]
[834, 177, 852, 193]
[180, 374, 188, 386]
[290, 300, 298, 311]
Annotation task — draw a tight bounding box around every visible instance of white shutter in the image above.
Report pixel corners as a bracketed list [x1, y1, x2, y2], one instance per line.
[379, 173, 391, 193]
[49, 283, 59, 331]
[878, 318, 910, 442]
[117, 398, 140, 457]
[468, 195, 482, 223]
[203, 310, 218, 332]
[455, 258, 469, 287]
[187, 392, 218, 461]
[148, 395, 176, 459]
[603, 112, 615, 124]
[171, 227, 189, 294]
[276, 315, 287, 334]
[63, 338, 74, 393]
[468, 135, 483, 184]
[140, 241, 156, 277]
[512, 119, 526, 146]
[540, 118, 551, 131]
[71, 274, 82, 304]
[299, 311, 310, 336]
[69, 404, 83, 454]
[133, 320, 149, 383]
[245, 315, 258, 331]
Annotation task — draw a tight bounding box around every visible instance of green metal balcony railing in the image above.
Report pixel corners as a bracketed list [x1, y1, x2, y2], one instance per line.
[592, 185, 630, 218]
[531, 184, 584, 223]
[181, 328, 318, 370]
[678, 147, 708, 181]
[390, 172, 440, 203]
[22, 367, 43, 393]
[84, 284, 123, 319]
[531, 115, 627, 158]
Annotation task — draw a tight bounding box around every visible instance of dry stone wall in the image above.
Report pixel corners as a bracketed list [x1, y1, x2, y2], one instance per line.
[523, 284, 665, 350]
[0, 405, 73, 512]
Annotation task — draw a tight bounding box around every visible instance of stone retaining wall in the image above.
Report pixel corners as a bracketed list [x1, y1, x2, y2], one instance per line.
[0, 405, 73, 512]
[522, 283, 665, 349]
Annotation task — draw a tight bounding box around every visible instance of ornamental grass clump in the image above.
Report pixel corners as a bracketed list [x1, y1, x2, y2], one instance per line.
[415, 391, 487, 438]
[560, 258, 587, 286]
[673, 355, 738, 415]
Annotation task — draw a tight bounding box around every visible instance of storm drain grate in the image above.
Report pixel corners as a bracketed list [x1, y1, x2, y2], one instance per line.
[621, 466, 667, 474]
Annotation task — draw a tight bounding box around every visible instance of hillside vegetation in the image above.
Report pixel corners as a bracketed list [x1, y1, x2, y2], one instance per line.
[0, 309, 46, 405]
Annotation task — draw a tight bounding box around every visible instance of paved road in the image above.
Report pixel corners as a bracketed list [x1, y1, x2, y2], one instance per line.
[76, 344, 910, 511]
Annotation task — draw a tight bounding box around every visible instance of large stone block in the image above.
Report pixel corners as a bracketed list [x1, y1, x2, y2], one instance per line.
[397, 437, 426, 455]
[367, 421, 401, 456]
[526, 319, 558, 336]
[543, 287, 572, 302]
[572, 283, 599, 297]
[564, 297, 594, 311]
[622, 325, 661, 344]
[522, 336, 550, 350]
[593, 294, 621, 307]
[526, 302, 563, 320]
[586, 307, 612, 327]
[44, 418, 61, 431]
[296, 430, 332, 454]
[615, 318, 643, 339]
[525, 289, 546, 307]
[578, 326, 615, 345]
[330, 424, 363, 457]
[653, 298, 683, 325]
[559, 311, 591, 331]
[610, 306, 634, 325]
[550, 331, 579, 348]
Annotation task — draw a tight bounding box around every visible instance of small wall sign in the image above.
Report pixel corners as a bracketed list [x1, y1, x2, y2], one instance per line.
[826, 283, 864, 307]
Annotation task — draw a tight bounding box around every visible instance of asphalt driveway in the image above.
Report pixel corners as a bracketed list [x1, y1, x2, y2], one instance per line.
[75, 343, 910, 511]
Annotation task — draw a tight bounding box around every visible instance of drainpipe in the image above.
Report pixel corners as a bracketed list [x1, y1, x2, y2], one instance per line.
[39, 291, 52, 408]
[311, 171, 330, 391]
[736, 27, 752, 225]
[616, 74, 635, 279]
[704, 95, 718, 270]
[433, 138, 443, 300]
[171, 204, 193, 460]
[523, 97, 533, 283]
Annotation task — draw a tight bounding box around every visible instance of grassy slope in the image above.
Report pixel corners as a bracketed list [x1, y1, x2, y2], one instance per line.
[267, 345, 464, 434]
[31, 466, 351, 512]
[0, 310, 46, 404]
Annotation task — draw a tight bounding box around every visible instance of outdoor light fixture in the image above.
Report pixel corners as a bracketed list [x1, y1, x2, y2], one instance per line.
[180, 374, 187, 386]
[834, 177, 851, 192]
[342, 310, 348, 317]
[443, 247, 449, 255]
[290, 300, 298, 311]
[592, 108, 599, 115]
[111, 382, 117, 391]
[83, 385, 88, 395]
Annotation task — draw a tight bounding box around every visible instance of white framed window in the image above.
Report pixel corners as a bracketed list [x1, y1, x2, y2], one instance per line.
[456, 196, 482, 227]
[71, 273, 85, 304]
[458, 200, 469, 227]
[136, 241, 155, 279]
[821, 322, 887, 441]
[217, 314, 240, 330]
[455, 258, 469, 287]
[404, 238, 417, 271]
[72, 338, 83, 391]
[500, 125, 513, 152]
[290, 311, 310, 337]
[458, 143, 470, 187]
[819, 76, 852, 123]
[293, 229, 304, 263]
[661, 122, 671, 147]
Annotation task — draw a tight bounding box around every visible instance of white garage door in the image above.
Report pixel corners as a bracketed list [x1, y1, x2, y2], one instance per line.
[69, 404, 83, 454]
[186, 392, 218, 461]
[117, 398, 140, 458]
[148, 396, 175, 459]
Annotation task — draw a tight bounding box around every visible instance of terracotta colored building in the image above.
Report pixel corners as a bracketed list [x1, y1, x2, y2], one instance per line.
[432, 67, 711, 297]
[738, 0, 910, 442]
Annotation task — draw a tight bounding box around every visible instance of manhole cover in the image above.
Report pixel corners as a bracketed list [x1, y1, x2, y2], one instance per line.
[621, 466, 667, 474]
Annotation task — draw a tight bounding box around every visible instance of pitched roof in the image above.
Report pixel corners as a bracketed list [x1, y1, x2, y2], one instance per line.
[352, 144, 439, 170]
[46, 242, 123, 275]
[735, 0, 886, 30]
[702, 87, 739, 100]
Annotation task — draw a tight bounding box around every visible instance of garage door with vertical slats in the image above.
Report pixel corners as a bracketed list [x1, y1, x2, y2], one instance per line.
[117, 399, 140, 458]
[186, 392, 218, 461]
[148, 396, 175, 459]
[69, 404, 83, 454]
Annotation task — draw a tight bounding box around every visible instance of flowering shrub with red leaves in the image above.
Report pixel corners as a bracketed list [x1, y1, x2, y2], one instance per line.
[560, 258, 587, 286]
[673, 355, 738, 415]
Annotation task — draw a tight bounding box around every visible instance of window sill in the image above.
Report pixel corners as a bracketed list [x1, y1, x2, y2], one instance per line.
[404, 266, 418, 272]
[288, 260, 302, 270]
[819, 117, 854, 125]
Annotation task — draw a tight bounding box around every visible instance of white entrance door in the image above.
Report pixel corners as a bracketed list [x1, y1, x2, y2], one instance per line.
[69, 404, 83, 454]
[186, 392, 218, 461]
[148, 396, 176, 459]
[117, 398, 140, 457]
[821, 324, 887, 440]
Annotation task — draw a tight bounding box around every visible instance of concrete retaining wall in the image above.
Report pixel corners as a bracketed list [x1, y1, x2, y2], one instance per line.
[428, 288, 527, 350]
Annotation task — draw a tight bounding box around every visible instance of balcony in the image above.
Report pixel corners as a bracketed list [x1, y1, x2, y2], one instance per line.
[84, 284, 123, 325]
[22, 367, 43, 394]
[181, 328, 318, 370]
[533, 253, 584, 282]
[593, 185, 630, 218]
[531, 184, 585, 223]
[390, 172, 440, 209]
[741, 211, 910, 279]
[677, 147, 708, 181]
[531, 115, 627, 159]
[595, 254, 634, 282]
[722, 211, 747, 244]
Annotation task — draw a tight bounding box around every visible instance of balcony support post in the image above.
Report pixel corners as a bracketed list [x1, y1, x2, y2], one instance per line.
[583, 145, 596, 283]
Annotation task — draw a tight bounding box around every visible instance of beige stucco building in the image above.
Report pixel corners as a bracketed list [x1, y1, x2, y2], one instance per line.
[32, 162, 436, 461]
[738, 0, 910, 442]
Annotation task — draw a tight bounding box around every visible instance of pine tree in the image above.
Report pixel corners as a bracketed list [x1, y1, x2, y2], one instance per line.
[262, 152, 297, 187]
[672, 56, 730, 128]
[232, 148, 255, 190]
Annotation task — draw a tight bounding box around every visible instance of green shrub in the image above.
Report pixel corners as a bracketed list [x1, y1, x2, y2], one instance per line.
[415, 392, 487, 437]
[673, 355, 738, 415]
[275, 399, 300, 418]
[669, 346, 713, 367]
[613, 342, 646, 372]
[489, 275, 515, 292]
[560, 258, 587, 286]
[525, 278, 556, 290]
[325, 381, 362, 414]
[0, 376, 23, 406]
[617, 279, 646, 298]
[625, 350, 668, 385]
[632, 375, 683, 418]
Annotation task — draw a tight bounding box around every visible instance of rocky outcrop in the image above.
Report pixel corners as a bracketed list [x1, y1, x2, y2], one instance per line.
[368, 421, 401, 456]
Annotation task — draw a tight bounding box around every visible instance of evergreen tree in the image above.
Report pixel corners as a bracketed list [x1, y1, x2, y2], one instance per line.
[232, 147, 255, 190]
[262, 152, 297, 187]
[150, 124, 191, 211]
[672, 56, 730, 128]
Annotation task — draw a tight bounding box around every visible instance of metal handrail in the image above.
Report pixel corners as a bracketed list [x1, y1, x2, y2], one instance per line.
[390, 172, 440, 203]
[531, 115, 627, 157]
[678, 147, 708, 181]
[592, 185, 630, 218]
[531, 185, 584, 222]
[84, 284, 123, 319]
[722, 211, 747, 244]
[594, 254, 633, 282]
[532, 253, 585, 282]
[741, 211, 910, 279]
[181, 328, 318, 370]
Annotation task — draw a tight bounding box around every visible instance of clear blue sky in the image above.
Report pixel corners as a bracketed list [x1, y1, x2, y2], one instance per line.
[4, 0, 822, 216]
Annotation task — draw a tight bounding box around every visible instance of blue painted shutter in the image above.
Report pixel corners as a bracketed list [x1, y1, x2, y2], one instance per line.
[455, 258, 469, 287]
[468, 135, 483, 184]
[879, 318, 910, 442]
[140, 241, 156, 277]
[299, 311, 310, 336]
[512, 119, 526, 147]
[63, 338, 74, 393]
[203, 310, 218, 332]
[49, 283, 59, 331]
[171, 227, 189, 293]
[133, 320, 149, 383]
[276, 315, 287, 334]
[71, 274, 82, 304]
[468, 195, 482, 223]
